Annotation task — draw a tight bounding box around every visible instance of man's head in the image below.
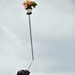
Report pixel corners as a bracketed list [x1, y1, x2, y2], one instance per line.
[17, 70, 30, 75]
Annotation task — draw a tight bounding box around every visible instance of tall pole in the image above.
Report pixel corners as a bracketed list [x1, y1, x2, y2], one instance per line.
[28, 14, 34, 70]
[23, 0, 37, 71]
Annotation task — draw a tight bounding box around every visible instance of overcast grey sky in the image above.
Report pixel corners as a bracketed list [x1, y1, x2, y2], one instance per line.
[0, 0, 75, 75]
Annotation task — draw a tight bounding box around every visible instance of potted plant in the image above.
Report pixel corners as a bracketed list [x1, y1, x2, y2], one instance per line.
[23, 0, 37, 15]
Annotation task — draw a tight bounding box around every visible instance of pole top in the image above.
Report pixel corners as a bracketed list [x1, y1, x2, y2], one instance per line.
[26, 8, 32, 15]
[23, 0, 37, 14]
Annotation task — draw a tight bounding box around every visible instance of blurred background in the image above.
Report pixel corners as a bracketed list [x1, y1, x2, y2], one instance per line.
[0, 0, 75, 75]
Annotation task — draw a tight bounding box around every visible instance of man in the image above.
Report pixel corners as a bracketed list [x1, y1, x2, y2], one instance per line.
[17, 70, 30, 75]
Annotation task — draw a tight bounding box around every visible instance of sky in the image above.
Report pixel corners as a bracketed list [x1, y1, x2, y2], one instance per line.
[0, 0, 75, 75]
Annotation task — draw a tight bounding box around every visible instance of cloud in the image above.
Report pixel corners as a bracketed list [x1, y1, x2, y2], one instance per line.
[0, 0, 75, 75]
[32, 72, 75, 75]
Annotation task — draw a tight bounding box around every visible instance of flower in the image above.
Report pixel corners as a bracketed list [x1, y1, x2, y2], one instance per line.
[23, 0, 37, 9]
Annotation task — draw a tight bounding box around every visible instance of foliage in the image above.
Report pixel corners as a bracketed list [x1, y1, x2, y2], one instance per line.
[23, 0, 37, 9]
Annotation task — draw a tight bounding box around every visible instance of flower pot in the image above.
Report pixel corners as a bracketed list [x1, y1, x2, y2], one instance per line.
[26, 8, 32, 15]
